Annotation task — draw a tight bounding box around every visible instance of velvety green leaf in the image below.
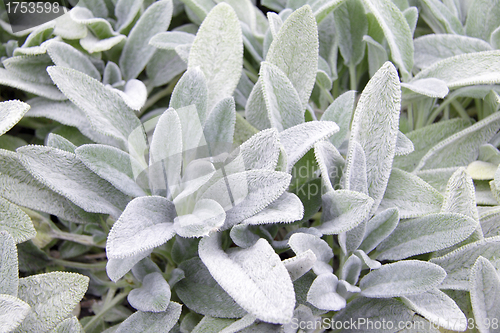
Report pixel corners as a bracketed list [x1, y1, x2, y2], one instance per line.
[359, 207, 399, 254]
[242, 192, 303, 225]
[415, 111, 500, 171]
[377, 213, 478, 260]
[48, 316, 84, 333]
[236, 129, 279, 171]
[149, 108, 182, 197]
[76, 144, 147, 198]
[360, 260, 447, 298]
[0, 135, 27, 152]
[199, 170, 291, 229]
[266, 5, 318, 108]
[52, 13, 87, 40]
[0, 231, 18, 297]
[430, 236, 500, 290]
[106, 249, 153, 282]
[363, 35, 389, 77]
[279, 121, 339, 172]
[46, 41, 101, 80]
[174, 199, 226, 237]
[114, 80, 148, 111]
[0, 100, 30, 137]
[311, 0, 350, 24]
[80, 34, 126, 54]
[344, 141, 368, 194]
[2, 54, 53, 85]
[47, 66, 147, 159]
[491, 26, 500, 49]
[245, 81, 272, 131]
[282, 250, 316, 281]
[379, 168, 443, 218]
[401, 78, 449, 99]
[412, 50, 500, 89]
[17, 272, 89, 333]
[334, 0, 367, 66]
[442, 167, 479, 221]
[175, 257, 246, 318]
[191, 317, 235, 333]
[79, 0, 108, 17]
[115, 302, 182, 333]
[341, 254, 362, 285]
[46, 133, 77, 153]
[203, 97, 236, 152]
[401, 288, 467, 331]
[120, 0, 173, 80]
[131, 257, 162, 282]
[188, 3, 243, 110]
[106, 196, 177, 259]
[420, 0, 464, 34]
[332, 297, 414, 333]
[115, 0, 143, 33]
[0, 68, 65, 101]
[320, 90, 356, 148]
[180, 0, 216, 21]
[480, 207, 500, 237]
[69, 7, 120, 40]
[362, 0, 413, 78]
[170, 68, 208, 125]
[260, 62, 304, 132]
[395, 130, 415, 156]
[413, 34, 492, 70]
[128, 272, 171, 312]
[0, 197, 36, 244]
[314, 140, 345, 192]
[319, 190, 374, 234]
[465, 0, 500, 42]
[0, 149, 101, 224]
[262, 0, 286, 11]
[17, 145, 130, 217]
[344, 62, 401, 214]
[150, 31, 196, 50]
[394, 118, 471, 172]
[146, 49, 187, 88]
[469, 256, 500, 333]
[199, 234, 295, 324]
[0, 294, 30, 333]
[288, 233, 333, 275]
[307, 273, 346, 311]
[467, 160, 497, 180]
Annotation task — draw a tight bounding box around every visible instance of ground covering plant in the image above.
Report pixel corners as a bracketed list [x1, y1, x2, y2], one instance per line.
[0, 0, 500, 332]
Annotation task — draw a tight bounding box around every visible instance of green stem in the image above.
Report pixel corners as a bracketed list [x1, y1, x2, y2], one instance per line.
[451, 99, 469, 121]
[52, 230, 104, 248]
[323, 86, 334, 104]
[51, 258, 107, 270]
[140, 76, 180, 116]
[243, 58, 259, 82]
[426, 94, 458, 125]
[407, 104, 414, 132]
[348, 64, 357, 91]
[83, 290, 130, 331]
[332, 79, 339, 99]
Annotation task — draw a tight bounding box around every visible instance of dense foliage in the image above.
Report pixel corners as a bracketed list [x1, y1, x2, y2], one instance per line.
[1, 0, 500, 332]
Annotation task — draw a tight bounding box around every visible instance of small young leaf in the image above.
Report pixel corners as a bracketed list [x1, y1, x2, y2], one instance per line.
[279, 121, 339, 172]
[170, 68, 209, 125]
[127, 272, 171, 312]
[203, 97, 236, 152]
[376, 213, 478, 260]
[0, 294, 30, 332]
[0, 197, 36, 244]
[106, 249, 153, 282]
[319, 190, 374, 235]
[379, 168, 444, 218]
[359, 260, 447, 298]
[114, 80, 148, 111]
[150, 31, 196, 50]
[430, 236, 500, 290]
[395, 130, 415, 156]
[76, 144, 147, 198]
[314, 140, 345, 192]
[115, 0, 143, 33]
[0, 231, 18, 296]
[199, 234, 295, 324]
[120, 0, 174, 80]
[46, 133, 77, 153]
[0, 100, 30, 136]
[174, 199, 226, 237]
[413, 34, 492, 70]
[359, 207, 399, 254]
[401, 78, 449, 99]
[334, 0, 367, 66]
[17, 272, 89, 333]
[188, 3, 243, 110]
[266, 5, 318, 108]
[282, 250, 316, 281]
[469, 256, 500, 333]
[175, 257, 247, 318]
[442, 167, 479, 221]
[362, 0, 413, 79]
[242, 192, 304, 225]
[115, 302, 182, 333]
[363, 35, 389, 77]
[106, 196, 177, 259]
[345, 62, 401, 214]
[307, 273, 346, 311]
[341, 254, 362, 285]
[260, 62, 304, 132]
[46, 41, 101, 80]
[288, 233, 333, 275]
[401, 288, 467, 331]
[320, 90, 356, 148]
[245, 81, 272, 131]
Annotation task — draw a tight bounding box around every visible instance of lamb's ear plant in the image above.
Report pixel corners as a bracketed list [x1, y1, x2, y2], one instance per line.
[2, 0, 500, 331]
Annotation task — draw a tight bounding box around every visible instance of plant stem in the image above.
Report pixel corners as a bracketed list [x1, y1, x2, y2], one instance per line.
[323, 86, 334, 104]
[243, 58, 259, 82]
[51, 258, 107, 270]
[348, 64, 357, 91]
[407, 104, 414, 132]
[426, 95, 458, 125]
[450, 99, 470, 121]
[140, 76, 180, 116]
[83, 290, 130, 331]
